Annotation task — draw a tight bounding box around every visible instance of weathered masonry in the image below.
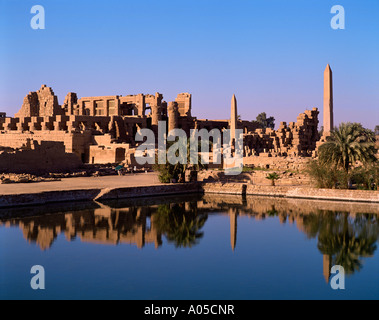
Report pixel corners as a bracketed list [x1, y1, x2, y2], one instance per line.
[0, 66, 334, 170]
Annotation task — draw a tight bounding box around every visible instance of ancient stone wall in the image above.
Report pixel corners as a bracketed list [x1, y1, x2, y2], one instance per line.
[243, 156, 310, 171]
[175, 93, 192, 117]
[62, 92, 78, 115]
[203, 183, 379, 203]
[2, 84, 324, 170]
[0, 141, 81, 174]
[89, 143, 129, 164]
[243, 108, 319, 157]
[15, 85, 63, 118]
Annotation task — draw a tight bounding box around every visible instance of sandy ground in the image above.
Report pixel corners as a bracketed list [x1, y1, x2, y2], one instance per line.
[0, 172, 161, 195]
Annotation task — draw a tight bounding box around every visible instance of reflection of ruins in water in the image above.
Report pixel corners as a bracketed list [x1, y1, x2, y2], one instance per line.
[1, 194, 378, 281]
[0, 203, 163, 250]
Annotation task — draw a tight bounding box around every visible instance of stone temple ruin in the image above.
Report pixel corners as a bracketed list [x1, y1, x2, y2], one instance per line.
[0, 65, 334, 173]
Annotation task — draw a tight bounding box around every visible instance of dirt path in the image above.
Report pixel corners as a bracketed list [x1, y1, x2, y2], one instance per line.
[0, 172, 161, 195]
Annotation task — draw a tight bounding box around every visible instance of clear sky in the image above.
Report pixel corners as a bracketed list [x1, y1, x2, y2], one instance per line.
[0, 0, 378, 129]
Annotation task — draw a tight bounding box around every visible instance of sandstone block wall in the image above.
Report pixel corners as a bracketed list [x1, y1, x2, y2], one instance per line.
[15, 85, 63, 118]
[202, 183, 379, 203]
[243, 108, 319, 158]
[0, 141, 81, 174]
[89, 144, 128, 164]
[1, 84, 323, 172]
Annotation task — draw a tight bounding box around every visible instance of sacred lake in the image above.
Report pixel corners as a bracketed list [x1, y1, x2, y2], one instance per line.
[0, 194, 378, 300]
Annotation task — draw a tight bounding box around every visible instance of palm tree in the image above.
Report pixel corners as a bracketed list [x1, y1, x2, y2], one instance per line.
[154, 140, 208, 183]
[266, 172, 280, 186]
[256, 112, 275, 129]
[318, 122, 377, 173]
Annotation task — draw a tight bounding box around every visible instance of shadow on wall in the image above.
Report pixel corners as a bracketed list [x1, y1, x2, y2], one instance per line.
[0, 140, 82, 174]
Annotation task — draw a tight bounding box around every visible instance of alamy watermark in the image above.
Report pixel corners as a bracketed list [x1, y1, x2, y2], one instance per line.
[30, 5, 45, 30]
[330, 265, 345, 290]
[330, 5, 345, 30]
[134, 121, 244, 175]
[29, 5, 345, 31]
[30, 265, 45, 290]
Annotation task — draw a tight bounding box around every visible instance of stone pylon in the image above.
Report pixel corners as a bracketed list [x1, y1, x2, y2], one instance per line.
[230, 94, 237, 144]
[323, 64, 333, 136]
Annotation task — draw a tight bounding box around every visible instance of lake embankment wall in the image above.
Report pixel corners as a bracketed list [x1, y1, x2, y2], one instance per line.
[0, 182, 378, 208]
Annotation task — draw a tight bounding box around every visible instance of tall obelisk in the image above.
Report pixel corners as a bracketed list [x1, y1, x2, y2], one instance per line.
[230, 94, 237, 144]
[323, 64, 333, 136]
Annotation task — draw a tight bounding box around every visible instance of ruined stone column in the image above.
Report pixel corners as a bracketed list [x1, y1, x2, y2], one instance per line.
[29, 116, 41, 131]
[151, 104, 160, 126]
[91, 101, 96, 116]
[137, 94, 145, 116]
[17, 118, 27, 131]
[63, 92, 78, 115]
[67, 115, 78, 132]
[4, 118, 13, 131]
[150, 104, 160, 141]
[168, 102, 179, 133]
[42, 116, 53, 131]
[152, 92, 163, 126]
[323, 64, 333, 136]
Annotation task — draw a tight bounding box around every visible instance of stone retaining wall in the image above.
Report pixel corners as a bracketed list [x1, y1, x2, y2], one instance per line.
[202, 183, 246, 195]
[94, 183, 202, 201]
[0, 182, 378, 208]
[0, 183, 201, 208]
[204, 183, 379, 203]
[246, 185, 379, 203]
[0, 189, 102, 208]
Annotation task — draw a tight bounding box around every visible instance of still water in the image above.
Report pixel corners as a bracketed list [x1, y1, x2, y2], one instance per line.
[0, 194, 378, 300]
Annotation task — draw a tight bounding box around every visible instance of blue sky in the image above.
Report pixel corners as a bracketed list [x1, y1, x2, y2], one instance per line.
[0, 0, 378, 129]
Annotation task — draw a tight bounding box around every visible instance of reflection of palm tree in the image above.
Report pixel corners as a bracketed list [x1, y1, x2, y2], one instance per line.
[165, 214, 207, 248]
[335, 236, 376, 274]
[154, 203, 208, 248]
[267, 205, 278, 217]
[304, 212, 379, 276]
[334, 215, 376, 274]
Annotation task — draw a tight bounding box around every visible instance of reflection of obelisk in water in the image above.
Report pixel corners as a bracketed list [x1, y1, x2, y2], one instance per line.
[230, 94, 237, 145]
[323, 64, 333, 136]
[229, 208, 237, 251]
[323, 254, 331, 283]
[136, 208, 146, 249]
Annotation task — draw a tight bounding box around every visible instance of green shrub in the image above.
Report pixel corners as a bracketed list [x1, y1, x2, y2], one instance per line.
[306, 159, 378, 190]
[306, 160, 349, 189]
[153, 162, 181, 183]
[242, 166, 270, 172]
[350, 163, 379, 190]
